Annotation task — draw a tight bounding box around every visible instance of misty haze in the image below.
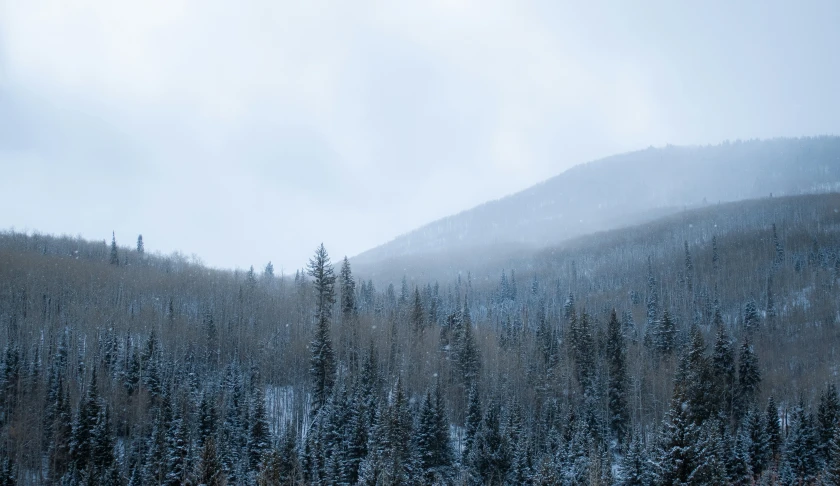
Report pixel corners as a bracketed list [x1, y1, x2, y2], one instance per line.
[2, 1, 840, 485]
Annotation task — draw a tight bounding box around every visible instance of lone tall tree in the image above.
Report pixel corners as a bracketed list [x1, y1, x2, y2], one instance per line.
[136, 234, 144, 255]
[109, 232, 119, 266]
[308, 243, 337, 417]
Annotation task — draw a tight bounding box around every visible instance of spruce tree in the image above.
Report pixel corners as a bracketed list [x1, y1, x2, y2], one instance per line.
[743, 300, 759, 333]
[684, 240, 694, 293]
[619, 433, 653, 486]
[411, 287, 425, 335]
[711, 320, 736, 419]
[772, 223, 785, 268]
[783, 399, 819, 482]
[307, 243, 337, 417]
[195, 437, 224, 486]
[606, 309, 630, 443]
[826, 427, 840, 486]
[247, 382, 271, 472]
[744, 409, 769, 479]
[468, 399, 511, 485]
[818, 383, 840, 464]
[766, 396, 783, 464]
[463, 386, 482, 464]
[645, 258, 659, 334]
[136, 234, 144, 255]
[70, 368, 100, 475]
[164, 404, 189, 486]
[456, 299, 481, 390]
[414, 384, 455, 483]
[683, 325, 713, 423]
[735, 335, 761, 422]
[48, 379, 73, 480]
[657, 361, 702, 484]
[656, 309, 677, 356]
[109, 232, 119, 266]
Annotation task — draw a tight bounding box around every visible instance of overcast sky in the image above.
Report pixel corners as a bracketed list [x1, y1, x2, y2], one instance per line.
[2, 0, 839, 272]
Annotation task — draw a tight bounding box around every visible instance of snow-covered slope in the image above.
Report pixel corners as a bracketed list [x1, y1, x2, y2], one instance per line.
[354, 137, 840, 265]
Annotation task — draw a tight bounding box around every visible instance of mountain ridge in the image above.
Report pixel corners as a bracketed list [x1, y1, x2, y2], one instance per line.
[354, 136, 840, 266]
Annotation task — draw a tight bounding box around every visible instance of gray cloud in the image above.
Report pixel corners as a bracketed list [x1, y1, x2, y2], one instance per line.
[1, 0, 839, 271]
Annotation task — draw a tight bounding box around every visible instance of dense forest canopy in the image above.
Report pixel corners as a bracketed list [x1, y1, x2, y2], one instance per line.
[2, 191, 840, 484]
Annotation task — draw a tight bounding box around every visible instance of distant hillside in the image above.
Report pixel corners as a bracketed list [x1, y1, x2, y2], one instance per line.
[354, 136, 840, 266]
[353, 191, 840, 286]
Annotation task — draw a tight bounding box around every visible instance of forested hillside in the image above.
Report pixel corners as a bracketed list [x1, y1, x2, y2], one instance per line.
[2, 193, 840, 484]
[355, 136, 840, 266]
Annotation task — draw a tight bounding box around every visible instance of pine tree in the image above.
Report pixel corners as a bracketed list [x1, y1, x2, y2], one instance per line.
[414, 384, 455, 483]
[573, 311, 596, 395]
[766, 274, 777, 319]
[221, 366, 246, 483]
[507, 433, 533, 485]
[411, 287, 425, 335]
[646, 258, 659, 334]
[109, 232, 119, 265]
[91, 405, 117, 483]
[712, 234, 720, 272]
[455, 299, 481, 390]
[468, 399, 511, 485]
[740, 409, 768, 480]
[48, 379, 73, 480]
[136, 234, 144, 255]
[340, 256, 357, 322]
[772, 223, 785, 268]
[195, 437, 225, 486]
[818, 383, 840, 464]
[711, 320, 736, 420]
[463, 386, 482, 464]
[735, 335, 761, 422]
[657, 309, 677, 357]
[783, 399, 819, 482]
[141, 331, 163, 399]
[607, 309, 631, 443]
[657, 362, 702, 484]
[70, 368, 101, 475]
[766, 396, 783, 464]
[743, 300, 759, 333]
[341, 391, 370, 484]
[359, 378, 414, 485]
[246, 265, 257, 289]
[307, 243, 337, 417]
[725, 427, 752, 486]
[683, 325, 714, 423]
[684, 240, 694, 293]
[247, 382, 271, 472]
[826, 427, 840, 486]
[619, 433, 653, 486]
[162, 400, 190, 486]
[263, 261, 274, 280]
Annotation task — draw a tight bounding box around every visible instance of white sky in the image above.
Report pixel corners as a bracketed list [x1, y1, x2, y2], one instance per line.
[2, 0, 839, 271]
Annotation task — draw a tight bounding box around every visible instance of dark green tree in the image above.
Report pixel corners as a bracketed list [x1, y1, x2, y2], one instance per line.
[307, 243, 337, 417]
[414, 384, 455, 483]
[783, 400, 819, 482]
[606, 309, 630, 443]
[818, 383, 840, 464]
[711, 320, 736, 419]
[109, 232, 119, 265]
[735, 336, 761, 422]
